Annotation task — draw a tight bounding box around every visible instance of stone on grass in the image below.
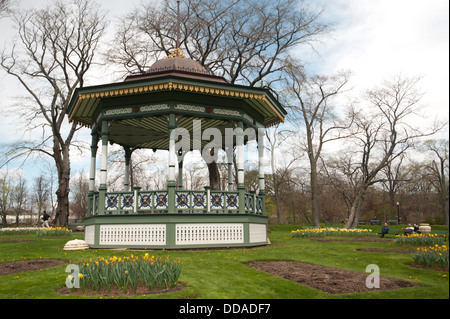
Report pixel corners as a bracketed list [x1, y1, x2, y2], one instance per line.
[63, 239, 89, 250]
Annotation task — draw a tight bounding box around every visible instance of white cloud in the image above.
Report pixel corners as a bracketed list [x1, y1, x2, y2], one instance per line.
[296, 0, 449, 137]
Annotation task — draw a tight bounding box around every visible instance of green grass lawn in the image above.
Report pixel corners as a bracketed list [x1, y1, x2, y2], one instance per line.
[0, 224, 448, 300]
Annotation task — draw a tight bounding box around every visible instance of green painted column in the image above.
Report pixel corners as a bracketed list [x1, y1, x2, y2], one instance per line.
[123, 146, 132, 192]
[88, 133, 98, 216]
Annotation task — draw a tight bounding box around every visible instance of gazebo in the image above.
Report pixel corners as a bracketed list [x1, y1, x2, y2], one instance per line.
[68, 48, 286, 249]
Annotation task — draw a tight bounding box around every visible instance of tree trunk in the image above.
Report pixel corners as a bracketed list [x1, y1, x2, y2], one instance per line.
[53, 143, 71, 227]
[205, 148, 220, 190]
[310, 162, 320, 227]
[443, 199, 449, 226]
[274, 185, 283, 224]
[344, 189, 366, 228]
[207, 161, 220, 190]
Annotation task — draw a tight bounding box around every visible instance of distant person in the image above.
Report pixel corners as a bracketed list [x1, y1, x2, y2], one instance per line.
[403, 224, 414, 235]
[381, 223, 389, 237]
[42, 211, 50, 228]
[414, 224, 421, 234]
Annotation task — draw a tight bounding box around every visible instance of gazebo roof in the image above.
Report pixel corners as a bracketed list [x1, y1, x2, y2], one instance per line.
[124, 50, 228, 85]
[67, 53, 286, 150]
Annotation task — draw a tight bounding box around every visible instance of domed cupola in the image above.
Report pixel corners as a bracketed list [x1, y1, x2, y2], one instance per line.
[124, 48, 227, 84]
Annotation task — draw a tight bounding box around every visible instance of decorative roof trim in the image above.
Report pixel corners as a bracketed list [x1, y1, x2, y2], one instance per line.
[69, 80, 285, 127]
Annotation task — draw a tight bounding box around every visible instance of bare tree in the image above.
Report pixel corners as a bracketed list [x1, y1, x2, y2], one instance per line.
[0, 170, 13, 226]
[421, 139, 449, 226]
[70, 171, 89, 221]
[11, 174, 27, 225]
[183, 161, 208, 190]
[108, 0, 329, 86]
[266, 124, 301, 223]
[0, 0, 107, 227]
[107, 0, 329, 190]
[0, 0, 17, 18]
[33, 174, 50, 223]
[380, 153, 408, 208]
[284, 65, 353, 227]
[330, 75, 441, 228]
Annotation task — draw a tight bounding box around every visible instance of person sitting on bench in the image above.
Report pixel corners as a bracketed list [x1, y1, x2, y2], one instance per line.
[403, 224, 414, 235]
[381, 223, 389, 237]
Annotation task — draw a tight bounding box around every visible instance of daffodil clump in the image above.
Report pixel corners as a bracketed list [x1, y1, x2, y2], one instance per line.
[76, 254, 182, 294]
[412, 245, 449, 269]
[291, 227, 375, 238]
[394, 233, 447, 246]
[36, 227, 72, 236]
[0, 227, 40, 234]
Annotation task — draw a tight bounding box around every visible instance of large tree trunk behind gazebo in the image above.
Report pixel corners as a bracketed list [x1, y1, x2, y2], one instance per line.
[207, 162, 221, 190]
[203, 148, 221, 190]
[53, 141, 71, 227]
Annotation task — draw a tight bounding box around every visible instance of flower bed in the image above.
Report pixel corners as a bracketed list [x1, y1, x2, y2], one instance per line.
[291, 227, 375, 238]
[412, 245, 448, 269]
[74, 254, 182, 294]
[36, 227, 72, 236]
[0, 227, 72, 236]
[394, 233, 447, 246]
[0, 227, 41, 234]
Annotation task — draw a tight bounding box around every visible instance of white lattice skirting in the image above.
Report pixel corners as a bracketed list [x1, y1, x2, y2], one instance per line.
[99, 224, 166, 246]
[176, 223, 244, 245]
[85, 223, 267, 247]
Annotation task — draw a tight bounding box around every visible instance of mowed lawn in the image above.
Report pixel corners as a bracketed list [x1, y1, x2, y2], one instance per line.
[0, 224, 448, 300]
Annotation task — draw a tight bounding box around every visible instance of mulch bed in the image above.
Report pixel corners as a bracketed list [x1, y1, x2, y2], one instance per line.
[0, 259, 66, 276]
[247, 261, 419, 294]
[407, 263, 449, 272]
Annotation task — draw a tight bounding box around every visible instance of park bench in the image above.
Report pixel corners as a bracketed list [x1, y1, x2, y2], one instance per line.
[379, 228, 401, 238]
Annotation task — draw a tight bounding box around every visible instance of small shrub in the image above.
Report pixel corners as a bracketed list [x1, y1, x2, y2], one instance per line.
[412, 245, 448, 269]
[291, 227, 375, 238]
[394, 233, 446, 246]
[76, 254, 182, 294]
[36, 227, 72, 236]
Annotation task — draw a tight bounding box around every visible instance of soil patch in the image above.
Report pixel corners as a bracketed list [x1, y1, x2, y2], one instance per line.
[247, 261, 418, 295]
[407, 263, 449, 272]
[358, 248, 416, 253]
[57, 282, 186, 297]
[0, 259, 66, 276]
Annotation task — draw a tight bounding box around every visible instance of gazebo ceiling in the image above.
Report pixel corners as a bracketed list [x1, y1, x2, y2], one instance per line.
[109, 116, 236, 150]
[68, 54, 286, 150]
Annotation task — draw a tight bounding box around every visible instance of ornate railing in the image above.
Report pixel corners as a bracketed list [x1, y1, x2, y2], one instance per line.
[88, 187, 264, 216]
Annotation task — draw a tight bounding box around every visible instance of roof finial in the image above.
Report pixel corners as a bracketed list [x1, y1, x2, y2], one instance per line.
[166, 0, 185, 58]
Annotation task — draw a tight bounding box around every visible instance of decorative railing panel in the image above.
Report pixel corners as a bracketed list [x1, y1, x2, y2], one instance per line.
[89, 188, 264, 216]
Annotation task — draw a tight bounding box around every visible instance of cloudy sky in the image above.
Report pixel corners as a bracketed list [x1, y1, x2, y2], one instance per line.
[0, 0, 449, 180]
